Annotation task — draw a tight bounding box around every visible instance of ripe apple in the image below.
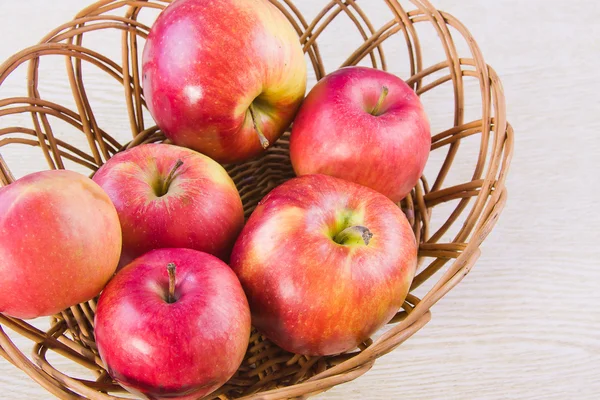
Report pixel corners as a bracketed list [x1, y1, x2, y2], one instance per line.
[0, 170, 121, 319]
[95, 248, 251, 400]
[92, 143, 244, 269]
[230, 174, 417, 356]
[142, 0, 307, 163]
[290, 66, 431, 203]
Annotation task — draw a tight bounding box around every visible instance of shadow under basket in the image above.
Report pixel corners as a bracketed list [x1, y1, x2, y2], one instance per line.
[0, 0, 513, 399]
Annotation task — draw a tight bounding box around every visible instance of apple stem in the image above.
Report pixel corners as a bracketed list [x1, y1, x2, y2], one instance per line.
[161, 159, 183, 196]
[333, 226, 373, 246]
[167, 262, 176, 304]
[371, 86, 389, 116]
[248, 103, 270, 149]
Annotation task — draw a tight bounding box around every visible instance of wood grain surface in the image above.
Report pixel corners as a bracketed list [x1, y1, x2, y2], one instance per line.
[1, 1, 599, 399]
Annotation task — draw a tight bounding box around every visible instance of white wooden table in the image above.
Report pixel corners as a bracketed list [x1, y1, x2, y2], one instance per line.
[1, 1, 599, 399]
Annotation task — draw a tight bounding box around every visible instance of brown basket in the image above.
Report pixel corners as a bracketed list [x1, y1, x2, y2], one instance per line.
[0, 0, 513, 398]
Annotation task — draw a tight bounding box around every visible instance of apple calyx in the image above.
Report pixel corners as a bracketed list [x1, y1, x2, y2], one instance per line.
[370, 86, 389, 116]
[167, 262, 177, 303]
[158, 159, 183, 197]
[333, 225, 373, 246]
[248, 103, 270, 149]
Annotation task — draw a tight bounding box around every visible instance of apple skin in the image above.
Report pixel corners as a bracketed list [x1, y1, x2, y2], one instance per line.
[0, 170, 121, 319]
[230, 174, 417, 356]
[92, 143, 244, 269]
[290, 66, 431, 203]
[94, 248, 251, 400]
[142, 0, 307, 163]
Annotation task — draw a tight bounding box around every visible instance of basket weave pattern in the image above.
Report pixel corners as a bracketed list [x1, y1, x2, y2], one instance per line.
[0, 1, 513, 399]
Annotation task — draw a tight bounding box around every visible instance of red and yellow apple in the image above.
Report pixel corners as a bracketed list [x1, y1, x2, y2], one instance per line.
[0, 170, 121, 319]
[142, 0, 307, 163]
[92, 143, 244, 268]
[290, 66, 431, 203]
[230, 174, 417, 356]
[95, 248, 251, 400]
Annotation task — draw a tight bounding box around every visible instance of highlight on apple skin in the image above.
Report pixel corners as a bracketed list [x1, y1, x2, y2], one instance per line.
[142, 0, 307, 163]
[92, 143, 244, 269]
[0, 170, 122, 319]
[230, 174, 418, 356]
[290, 66, 431, 203]
[94, 248, 251, 400]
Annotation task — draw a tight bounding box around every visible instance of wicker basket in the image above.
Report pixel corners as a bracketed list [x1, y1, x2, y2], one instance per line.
[0, 0, 513, 398]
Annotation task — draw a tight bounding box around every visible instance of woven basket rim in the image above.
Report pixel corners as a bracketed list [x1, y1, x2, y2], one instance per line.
[0, 0, 513, 399]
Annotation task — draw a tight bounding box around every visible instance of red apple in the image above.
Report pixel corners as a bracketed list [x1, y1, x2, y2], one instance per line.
[0, 170, 121, 319]
[92, 143, 244, 269]
[95, 248, 251, 400]
[230, 174, 417, 356]
[290, 66, 431, 203]
[142, 0, 307, 163]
